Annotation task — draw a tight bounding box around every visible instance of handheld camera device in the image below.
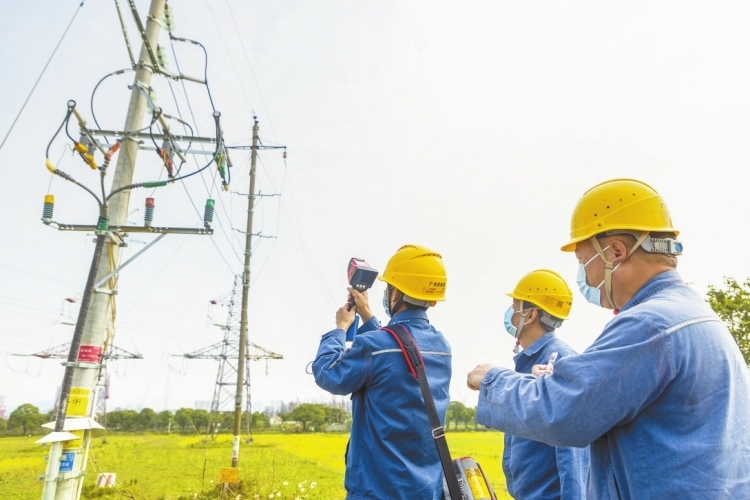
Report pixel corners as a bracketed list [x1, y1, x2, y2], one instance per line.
[345, 258, 378, 341]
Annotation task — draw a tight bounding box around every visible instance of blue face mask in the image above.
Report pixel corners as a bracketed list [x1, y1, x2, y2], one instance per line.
[577, 246, 619, 307]
[503, 306, 517, 336]
[383, 288, 391, 318]
[504, 306, 531, 335]
[576, 263, 603, 306]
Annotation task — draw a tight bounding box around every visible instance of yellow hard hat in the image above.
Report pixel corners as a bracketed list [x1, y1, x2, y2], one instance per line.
[378, 244, 447, 301]
[507, 269, 572, 320]
[561, 178, 679, 252]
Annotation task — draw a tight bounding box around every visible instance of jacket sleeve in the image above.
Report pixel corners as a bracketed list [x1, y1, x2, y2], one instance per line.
[556, 444, 589, 500]
[312, 328, 372, 396]
[476, 314, 675, 447]
[357, 316, 381, 334]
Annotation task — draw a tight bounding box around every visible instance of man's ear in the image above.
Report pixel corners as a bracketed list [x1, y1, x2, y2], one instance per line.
[610, 239, 630, 262]
[526, 307, 538, 323]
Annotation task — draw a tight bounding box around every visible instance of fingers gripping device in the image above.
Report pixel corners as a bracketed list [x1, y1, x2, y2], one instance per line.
[345, 258, 378, 341]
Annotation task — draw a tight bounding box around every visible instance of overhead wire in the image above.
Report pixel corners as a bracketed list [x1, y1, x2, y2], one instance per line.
[222, 0, 279, 142]
[167, 31, 245, 266]
[0, 1, 85, 154]
[90, 68, 133, 132]
[200, 0, 257, 116]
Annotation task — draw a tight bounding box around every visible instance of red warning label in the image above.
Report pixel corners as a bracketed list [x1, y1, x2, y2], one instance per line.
[78, 345, 102, 363]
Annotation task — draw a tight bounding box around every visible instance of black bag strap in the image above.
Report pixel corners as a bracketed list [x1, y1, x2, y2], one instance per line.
[381, 324, 464, 500]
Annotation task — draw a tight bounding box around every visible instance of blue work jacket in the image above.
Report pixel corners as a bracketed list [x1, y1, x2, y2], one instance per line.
[313, 309, 452, 500]
[504, 333, 589, 499]
[477, 270, 750, 499]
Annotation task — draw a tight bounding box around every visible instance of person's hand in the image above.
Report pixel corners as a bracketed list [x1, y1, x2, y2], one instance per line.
[467, 363, 496, 391]
[335, 303, 356, 331]
[531, 364, 553, 377]
[348, 288, 373, 322]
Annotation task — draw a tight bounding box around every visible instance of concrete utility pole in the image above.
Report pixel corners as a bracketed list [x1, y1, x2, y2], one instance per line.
[232, 117, 259, 467]
[41, 1, 165, 498]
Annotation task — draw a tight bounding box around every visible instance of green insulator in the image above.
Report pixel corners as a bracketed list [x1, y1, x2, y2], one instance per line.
[215, 153, 227, 180]
[204, 199, 215, 228]
[142, 180, 169, 188]
[96, 215, 109, 234]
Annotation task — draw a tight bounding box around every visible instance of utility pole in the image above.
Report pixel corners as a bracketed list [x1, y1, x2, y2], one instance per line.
[232, 117, 259, 467]
[41, 1, 166, 498]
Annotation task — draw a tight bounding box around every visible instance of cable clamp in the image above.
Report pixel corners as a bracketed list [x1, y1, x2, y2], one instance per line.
[94, 288, 118, 295]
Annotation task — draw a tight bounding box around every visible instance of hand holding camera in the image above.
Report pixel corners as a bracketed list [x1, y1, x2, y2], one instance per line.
[344, 258, 378, 341]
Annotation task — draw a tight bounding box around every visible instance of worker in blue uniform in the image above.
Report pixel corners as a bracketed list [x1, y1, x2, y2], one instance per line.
[468, 178, 750, 499]
[502, 269, 588, 499]
[313, 244, 451, 500]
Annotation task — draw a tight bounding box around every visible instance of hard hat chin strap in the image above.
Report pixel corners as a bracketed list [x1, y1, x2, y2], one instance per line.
[590, 231, 649, 309]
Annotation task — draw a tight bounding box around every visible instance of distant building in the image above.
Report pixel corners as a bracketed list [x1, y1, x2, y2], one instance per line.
[269, 415, 282, 427]
[194, 400, 212, 411]
[0, 395, 6, 419]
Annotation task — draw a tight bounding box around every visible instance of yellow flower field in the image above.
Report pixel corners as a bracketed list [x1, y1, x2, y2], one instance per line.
[0, 431, 509, 499]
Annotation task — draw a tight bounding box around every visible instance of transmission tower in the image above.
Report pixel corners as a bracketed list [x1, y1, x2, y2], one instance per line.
[15, 342, 141, 442]
[180, 275, 282, 440]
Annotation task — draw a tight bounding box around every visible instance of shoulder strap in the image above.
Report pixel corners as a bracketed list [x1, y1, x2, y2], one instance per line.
[381, 324, 464, 500]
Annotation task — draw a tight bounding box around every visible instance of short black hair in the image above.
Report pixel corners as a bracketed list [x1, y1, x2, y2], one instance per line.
[522, 301, 561, 333]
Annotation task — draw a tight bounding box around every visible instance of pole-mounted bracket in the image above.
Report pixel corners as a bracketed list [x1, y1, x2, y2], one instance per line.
[108, 232, 127, 247]
[61, 361, 102, 369]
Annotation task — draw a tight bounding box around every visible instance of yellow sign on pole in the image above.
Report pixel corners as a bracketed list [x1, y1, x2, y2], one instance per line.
[62, 430, 84, 451]
[219, 467, 240, 484]
[66, 387, 91, 416]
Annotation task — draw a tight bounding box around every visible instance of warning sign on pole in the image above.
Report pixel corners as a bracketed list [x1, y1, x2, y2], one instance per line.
[66, 387, 91, 416]
[219, 467, 240, 484]
[78, 345, 102, 363]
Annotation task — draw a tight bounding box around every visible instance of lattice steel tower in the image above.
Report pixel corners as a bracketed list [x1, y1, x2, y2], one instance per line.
[181, 275, 282, 438]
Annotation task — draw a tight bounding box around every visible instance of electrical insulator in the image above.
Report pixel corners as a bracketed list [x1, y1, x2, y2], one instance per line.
[75, 135, 98, 170]
[157, 45, 169, 71]
[144, 198, 155, 227]
[148, 88, 158, 108]
[163, 5, 175, 32]
[158, 140, 175, 177]
[203, 199, 215, 228]
[215, 146, 228, 183]
[283, 150, 287, 159]
[104, 142, 121, 162]
[96, 215, 109, 235]
[42, 194, 54, 225]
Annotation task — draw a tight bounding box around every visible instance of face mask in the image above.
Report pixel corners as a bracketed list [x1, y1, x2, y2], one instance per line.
[576, 246, 619, 307]
[383, 288, 391, 318]
[504, 305, 531, 353]
[503, 306, 518, 336]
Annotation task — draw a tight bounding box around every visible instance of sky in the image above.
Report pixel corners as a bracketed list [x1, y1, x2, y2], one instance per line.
[1, 0, 749, 416]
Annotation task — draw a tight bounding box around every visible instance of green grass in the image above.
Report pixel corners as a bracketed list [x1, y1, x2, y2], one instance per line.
[0, 431, 510, 499]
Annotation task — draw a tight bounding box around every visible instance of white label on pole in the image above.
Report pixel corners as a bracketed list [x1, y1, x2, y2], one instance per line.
[232, 435, 240, 460]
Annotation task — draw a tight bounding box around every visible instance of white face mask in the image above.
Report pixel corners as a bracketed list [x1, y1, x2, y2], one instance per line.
[576, 246, 620, 307]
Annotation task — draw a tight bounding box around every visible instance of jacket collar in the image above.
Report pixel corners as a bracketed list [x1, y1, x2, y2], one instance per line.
[515, 331, 557, 360]
[388, 308, 430, 326]
[620, 269, 684, 313]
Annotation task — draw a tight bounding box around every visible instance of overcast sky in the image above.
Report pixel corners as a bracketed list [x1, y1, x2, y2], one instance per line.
[1, 0, 749, 415]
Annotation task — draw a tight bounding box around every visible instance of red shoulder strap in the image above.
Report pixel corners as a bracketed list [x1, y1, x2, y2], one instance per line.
[381, 324, 425, 379]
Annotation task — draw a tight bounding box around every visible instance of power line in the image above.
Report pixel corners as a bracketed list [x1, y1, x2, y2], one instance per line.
[223, 0, 279, 142]
[201, 0, 257, 116]
[0, 1, 85, 154]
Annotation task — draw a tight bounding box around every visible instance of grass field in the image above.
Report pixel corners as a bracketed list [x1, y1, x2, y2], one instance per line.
[0, 431, 510, 499]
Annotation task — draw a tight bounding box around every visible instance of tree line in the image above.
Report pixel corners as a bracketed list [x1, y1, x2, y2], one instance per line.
[1, 401, 481, 435]
[4, 278, 747, 436]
